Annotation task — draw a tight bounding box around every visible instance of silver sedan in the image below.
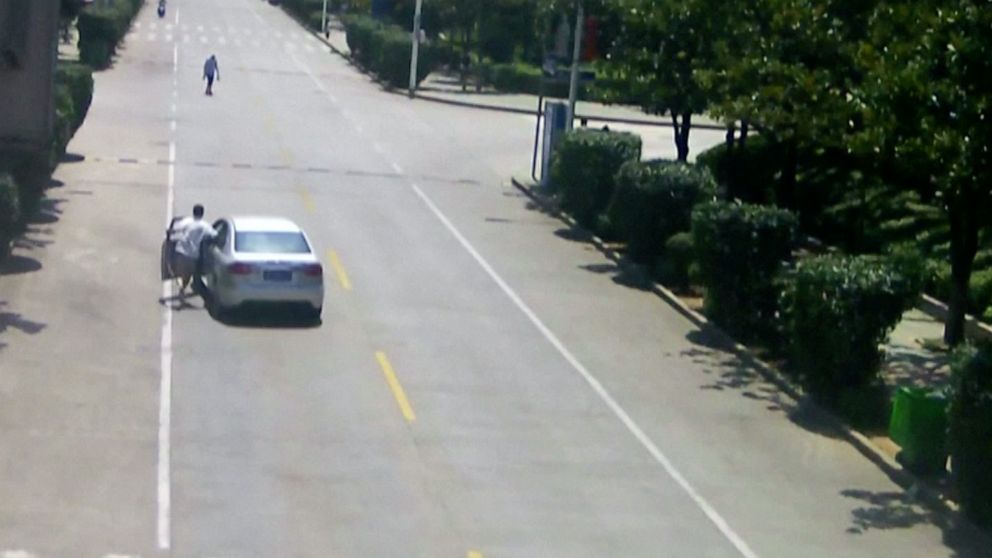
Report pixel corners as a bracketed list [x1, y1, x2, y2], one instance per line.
[201, 216, 324, 320]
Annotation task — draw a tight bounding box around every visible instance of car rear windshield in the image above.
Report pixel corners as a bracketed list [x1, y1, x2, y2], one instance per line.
[235, 231, 311, 254]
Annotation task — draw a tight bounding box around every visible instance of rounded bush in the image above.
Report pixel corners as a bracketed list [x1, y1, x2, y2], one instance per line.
[656, 232, 694, 289]
[607, 159, 716, 263]
[550, 129, 641, 228]
[779, 254, 920, 404]
[949, 343, 992, 527]
[691, 201, 797, 342]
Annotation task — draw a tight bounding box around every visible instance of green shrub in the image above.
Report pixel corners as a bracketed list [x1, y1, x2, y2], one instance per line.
[949, 342, 992, 527]
[967, 269, 992, 318]
[607, 159, 716, 263]
[0, 174, 20, 257]
[691, 201, 797, 342]
[779, 254, 920, 405]
[550, 129, 641, 228]
[77, 1, 141, 69]
[56, 62, 94, 133]
[342, 15, 436, 88]
[695, 135, 779, 205]
[656, 232, 694, 290]
[308, 11, 325, 31]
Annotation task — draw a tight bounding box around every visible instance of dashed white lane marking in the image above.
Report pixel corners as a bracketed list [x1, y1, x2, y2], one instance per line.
[147, 32, 157, 41]
[217, 36, 227, 45]
[2, 551, 35, 558]
[196, 24, 204, 32]
[391, 161, 403, 174]
[134, 21, 142, 29]
[372, 141, 385, 155]
[407, 185, 761, 558]
[165, 33, 173, 42]
[148, 21, 157, 30]
[199, 36, 208, 44]
[183, 34, 190, 44]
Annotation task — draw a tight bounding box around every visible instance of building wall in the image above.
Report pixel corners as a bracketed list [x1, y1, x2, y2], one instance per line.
[0, 0, 60, 151]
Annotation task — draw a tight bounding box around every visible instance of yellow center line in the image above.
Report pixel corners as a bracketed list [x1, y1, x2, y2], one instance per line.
[327, 249, 352, 291]
[298, 187, 316, 213]
[376, 351, 416, 422]
[468, 552, 484, 558]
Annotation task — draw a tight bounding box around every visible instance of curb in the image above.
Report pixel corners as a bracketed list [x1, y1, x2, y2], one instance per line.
[509, 176, 961, 521]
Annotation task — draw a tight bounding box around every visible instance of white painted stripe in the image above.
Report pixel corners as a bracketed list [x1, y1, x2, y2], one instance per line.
[173, 44, 178, 74]
[134, 21, 142, 29]
[408, 184, 761, 558]
[304, 44, 314, 53]
[165, 34, 173, 42]
[174, 7, 178, 25]
[183, 34, 190, 44]
[165, 23, 173, 31]
[372, 141, 385, 154]
[149, 21, 158, 30]
[158, 140, 176, 551]
[200, 36, 208, 44]
[217, 36, 227, 45]
[170, 120, 176, 132]
[2, 551, 35, 558]
[147, 32, 157, 41]
[197, 24, 204, 32]
[391, 161, 403, 174]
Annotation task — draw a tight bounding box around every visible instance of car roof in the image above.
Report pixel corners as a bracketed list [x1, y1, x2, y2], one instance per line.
[228, 216, 302, 233]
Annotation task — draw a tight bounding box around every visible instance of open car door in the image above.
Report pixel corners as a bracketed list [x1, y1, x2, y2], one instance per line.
[160, 216, 186, 280]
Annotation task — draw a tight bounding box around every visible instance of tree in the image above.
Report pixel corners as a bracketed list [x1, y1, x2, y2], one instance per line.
[853, 0, 992, 345]
[596, 0, 713, 161]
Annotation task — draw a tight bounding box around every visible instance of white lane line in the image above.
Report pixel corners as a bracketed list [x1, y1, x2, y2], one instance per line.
[174, 7, 179, 25]
[158, 141, 176, 551]
[165, 33, 173, 42]
[408, 184, 760, 558]
[183, 34, 190, 44]
[391, 161, 403, 174]
[218, 36, 227, 45]
[172, 44, 178, 73]
[372, 141, 385, 154]
[2, 551, 35, 558]
[170, 120, 177, 132]
[147, 32, 157, 42]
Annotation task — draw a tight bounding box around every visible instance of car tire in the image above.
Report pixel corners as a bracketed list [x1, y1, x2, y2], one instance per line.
[303, 306, 322, 322]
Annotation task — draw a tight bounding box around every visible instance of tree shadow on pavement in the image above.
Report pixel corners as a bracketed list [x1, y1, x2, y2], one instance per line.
[840, 488, 992, 557]
[684, 328, 844, 439]
[0, 302, 47, 352]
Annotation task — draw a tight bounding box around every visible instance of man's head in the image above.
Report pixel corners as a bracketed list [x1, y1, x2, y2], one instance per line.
[193, 204, 205, 219]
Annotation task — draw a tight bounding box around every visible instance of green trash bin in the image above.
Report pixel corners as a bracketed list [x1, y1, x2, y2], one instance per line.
[889, 387, 948, 475]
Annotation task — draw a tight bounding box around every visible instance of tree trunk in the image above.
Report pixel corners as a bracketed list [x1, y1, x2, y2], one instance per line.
[944, 200, 980, 346]
[739, 121, 749, 148]
[671, 112, 691, 162]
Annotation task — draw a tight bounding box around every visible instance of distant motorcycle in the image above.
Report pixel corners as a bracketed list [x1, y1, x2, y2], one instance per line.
[157, 0, 166, 18]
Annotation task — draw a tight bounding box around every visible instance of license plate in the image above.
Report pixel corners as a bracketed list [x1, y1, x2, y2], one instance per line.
[263, 270, 292, 282]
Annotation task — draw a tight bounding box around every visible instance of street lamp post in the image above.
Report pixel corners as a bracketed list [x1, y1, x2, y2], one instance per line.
[566, 1, 584, 129]
[408, 0, 424, 97]
[321, 0, 328, 38]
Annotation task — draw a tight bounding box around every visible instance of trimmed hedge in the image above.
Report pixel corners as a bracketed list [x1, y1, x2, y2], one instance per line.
[342, 15, 438, 89]
[658, 231, 694, 289]
[607, 159, 716, 263]
[479, 62, 573, 98]
[77, 0, 143, 69]
[0, 174, 20, 258]
[56, 62, 94, 133]
[550, 129, 641, 228]
[695, 135, 779, 205]
[691, 201, 797, 342]
[779, 255, 919, 405]
[949, 342, 992, 528]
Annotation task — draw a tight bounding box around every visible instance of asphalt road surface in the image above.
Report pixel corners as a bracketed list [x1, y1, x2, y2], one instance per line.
[0, 0, 989, 556]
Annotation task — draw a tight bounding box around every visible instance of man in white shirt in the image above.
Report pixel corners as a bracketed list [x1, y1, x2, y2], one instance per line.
[174, 204, 216, 296]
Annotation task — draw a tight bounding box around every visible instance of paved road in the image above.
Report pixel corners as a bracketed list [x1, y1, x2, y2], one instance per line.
[0, 0, 989, 556]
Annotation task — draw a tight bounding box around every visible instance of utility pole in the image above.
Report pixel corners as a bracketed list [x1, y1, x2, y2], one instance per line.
[566, 1, 584, 129]
[408, 0, 424, 98]
[321, 0, 328, 38]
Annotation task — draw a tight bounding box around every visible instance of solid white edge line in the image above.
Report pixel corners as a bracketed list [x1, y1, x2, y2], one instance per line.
[408, 183, 760, 558]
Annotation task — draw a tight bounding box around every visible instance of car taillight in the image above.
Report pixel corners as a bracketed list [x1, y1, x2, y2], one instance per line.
[228, 262, 254, 275]
[303, 263, 323, 277]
